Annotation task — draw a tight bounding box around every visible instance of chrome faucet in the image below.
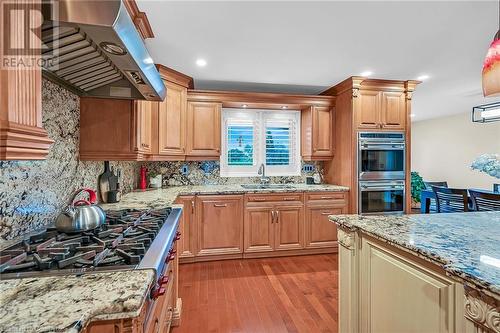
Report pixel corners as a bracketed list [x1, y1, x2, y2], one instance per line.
[258, 163, 270, 185]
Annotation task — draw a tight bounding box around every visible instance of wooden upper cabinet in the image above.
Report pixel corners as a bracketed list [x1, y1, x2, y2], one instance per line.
[381, 91, 406, 129]
[301, 106, 334, 160]
[356, 90, 381, 129]
[134, 100, 154, 154]
[196, 195, 243, 257]
[79, 98, 155, 160]
[157, 81, 186, 157]
[0, 0, 53, 160]
[356, 90, 407, 130]
[186, 101, 221, 160]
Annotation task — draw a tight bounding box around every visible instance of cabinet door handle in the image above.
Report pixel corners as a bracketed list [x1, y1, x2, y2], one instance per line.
[275, 210, 279, 223]
[271, 210, 275, 223]
[191, 200, 195, 214]
[214, 203, 227, 207]
[321, 212, 333, 215]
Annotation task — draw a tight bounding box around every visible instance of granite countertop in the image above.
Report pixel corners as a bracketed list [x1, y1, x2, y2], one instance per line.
[101, 183, 349, 211]
[0, 269, 155, 333]
[330, 212, 500, 299]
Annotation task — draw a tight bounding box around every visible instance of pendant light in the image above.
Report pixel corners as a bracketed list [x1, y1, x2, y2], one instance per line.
[482, 0, 500, 97]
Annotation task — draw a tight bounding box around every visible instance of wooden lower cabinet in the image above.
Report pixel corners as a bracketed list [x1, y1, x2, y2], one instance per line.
[274, 206, 304, 251]
[305, 191, 348, 249]
[305, 206, 342, 248]
[244, 207, 274, 253]
[178, 191, 348, 262]
[176, 196, 196, 261]
[196, 195, 244, 258]
[338, 227, 462, 333]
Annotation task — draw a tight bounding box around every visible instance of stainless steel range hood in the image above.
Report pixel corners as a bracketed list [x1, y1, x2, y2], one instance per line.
[41, 0, 165, 101]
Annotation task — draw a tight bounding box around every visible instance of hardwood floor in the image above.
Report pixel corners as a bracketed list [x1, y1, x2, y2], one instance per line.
[172, 254, 338, 333]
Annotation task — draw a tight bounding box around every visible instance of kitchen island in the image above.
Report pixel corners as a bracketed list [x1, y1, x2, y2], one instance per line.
[330, 212, 500, 333]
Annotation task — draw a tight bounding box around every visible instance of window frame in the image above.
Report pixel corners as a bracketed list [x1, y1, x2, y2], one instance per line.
[220, 108, 301, 177]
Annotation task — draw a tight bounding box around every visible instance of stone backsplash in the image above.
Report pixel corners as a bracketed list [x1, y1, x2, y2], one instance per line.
[144, 161, 323, 186]
[0, 80, 139, 242]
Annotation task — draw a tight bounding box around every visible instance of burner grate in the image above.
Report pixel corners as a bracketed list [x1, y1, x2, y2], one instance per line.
[0, 208, 171, 275]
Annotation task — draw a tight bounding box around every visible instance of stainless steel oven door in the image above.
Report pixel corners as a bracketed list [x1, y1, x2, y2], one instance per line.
[359, 142, 405, 180]
[358, 180, 405, 215]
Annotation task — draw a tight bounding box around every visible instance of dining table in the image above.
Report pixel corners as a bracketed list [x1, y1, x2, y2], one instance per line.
[420, 188, 497, 213]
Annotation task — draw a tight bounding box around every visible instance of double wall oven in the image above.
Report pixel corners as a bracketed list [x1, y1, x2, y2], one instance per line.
[358, 132, 406, 215]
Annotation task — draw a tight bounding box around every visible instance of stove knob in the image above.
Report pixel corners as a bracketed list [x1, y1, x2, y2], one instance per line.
[151, 286, 166, 299]
[159, 275, 169, 286]
[175, 231, 181, 241]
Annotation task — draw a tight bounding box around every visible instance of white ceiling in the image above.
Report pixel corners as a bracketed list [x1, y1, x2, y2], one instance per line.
[137, 1, 499, 121]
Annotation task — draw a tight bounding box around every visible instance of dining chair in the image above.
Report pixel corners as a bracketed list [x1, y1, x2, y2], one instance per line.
[424, 181, 448, 190]
[469, 190, 500, 211]
[423, 181, 448, 213]
[431, 186, 469, 213]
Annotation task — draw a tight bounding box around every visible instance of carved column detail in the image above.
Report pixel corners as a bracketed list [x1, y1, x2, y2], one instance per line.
[338, 228, 355, 250]
[464, 288, 500, 333]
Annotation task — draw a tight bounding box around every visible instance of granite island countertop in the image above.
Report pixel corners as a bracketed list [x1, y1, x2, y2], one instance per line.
[0, 269, 155, 333]
[330, 212, 500, 300]
[101, 183, 349, 211]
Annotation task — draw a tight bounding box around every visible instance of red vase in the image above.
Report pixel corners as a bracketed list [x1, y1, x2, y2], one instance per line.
[139, 165, 147, 190]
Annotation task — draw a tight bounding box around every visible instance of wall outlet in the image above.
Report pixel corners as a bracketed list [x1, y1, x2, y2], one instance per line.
[181, 164, 189, 175]
[303, 164, 315, 173]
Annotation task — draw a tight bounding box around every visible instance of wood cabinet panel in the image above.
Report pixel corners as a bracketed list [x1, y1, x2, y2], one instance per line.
[381, 91, 406, 129]
[186, 101, 221, 159]
[176, 196, 196, 259]
[79, 98, 157, 160]
[0, 0, 53, 160]
[196, 195, 243, 256]
[313, 106, 334, 157]
[301, 106, 334, 160]
[274, 206, 304, 251]
[244, 207, 274, 253]
[305, 206, 343, 248]
[360, 238, 457, 333]
[356, 90, 380, 129]
[135, 100, 153, 154]
[158, 81, 186, 156]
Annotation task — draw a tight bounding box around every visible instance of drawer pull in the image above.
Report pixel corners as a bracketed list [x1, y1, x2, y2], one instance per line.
[284, 197, 296, 201]
[253, 198, 266, 202]
[214, 203, 228, 207]
[321, 212, 333, 215]
[320, 196, 333, 199]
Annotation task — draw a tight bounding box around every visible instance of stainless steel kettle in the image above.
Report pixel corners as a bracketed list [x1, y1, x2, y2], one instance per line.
[55, 188, 106, 233]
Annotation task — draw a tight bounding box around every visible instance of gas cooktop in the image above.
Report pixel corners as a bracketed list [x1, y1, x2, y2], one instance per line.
[0, 207, 182, 279]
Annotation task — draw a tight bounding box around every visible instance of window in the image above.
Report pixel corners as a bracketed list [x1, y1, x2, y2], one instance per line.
[221, 109, 300, 177]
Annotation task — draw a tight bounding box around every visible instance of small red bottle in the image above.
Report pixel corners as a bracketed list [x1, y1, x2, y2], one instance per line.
[139, 165, 147, 190]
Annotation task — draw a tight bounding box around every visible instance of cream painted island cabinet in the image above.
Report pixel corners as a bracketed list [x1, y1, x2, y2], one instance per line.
[331, 212, 500, 333]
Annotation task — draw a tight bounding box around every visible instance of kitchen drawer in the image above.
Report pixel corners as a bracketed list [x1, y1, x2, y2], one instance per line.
[305, 192, 347, 205]
[246, 193, 303, 205]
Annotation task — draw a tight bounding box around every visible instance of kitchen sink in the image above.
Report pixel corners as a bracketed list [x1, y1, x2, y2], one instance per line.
[241, 184, 295, 190]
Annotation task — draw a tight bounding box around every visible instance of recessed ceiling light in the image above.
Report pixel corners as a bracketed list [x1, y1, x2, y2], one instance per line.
[360, 71, 373, 77]
[410, 113, 416, 118]
[281, 106, 288, 109]
[417, 74, 430, 81]
[196, 58, 207, 67]
[242, 104, 248, 108]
